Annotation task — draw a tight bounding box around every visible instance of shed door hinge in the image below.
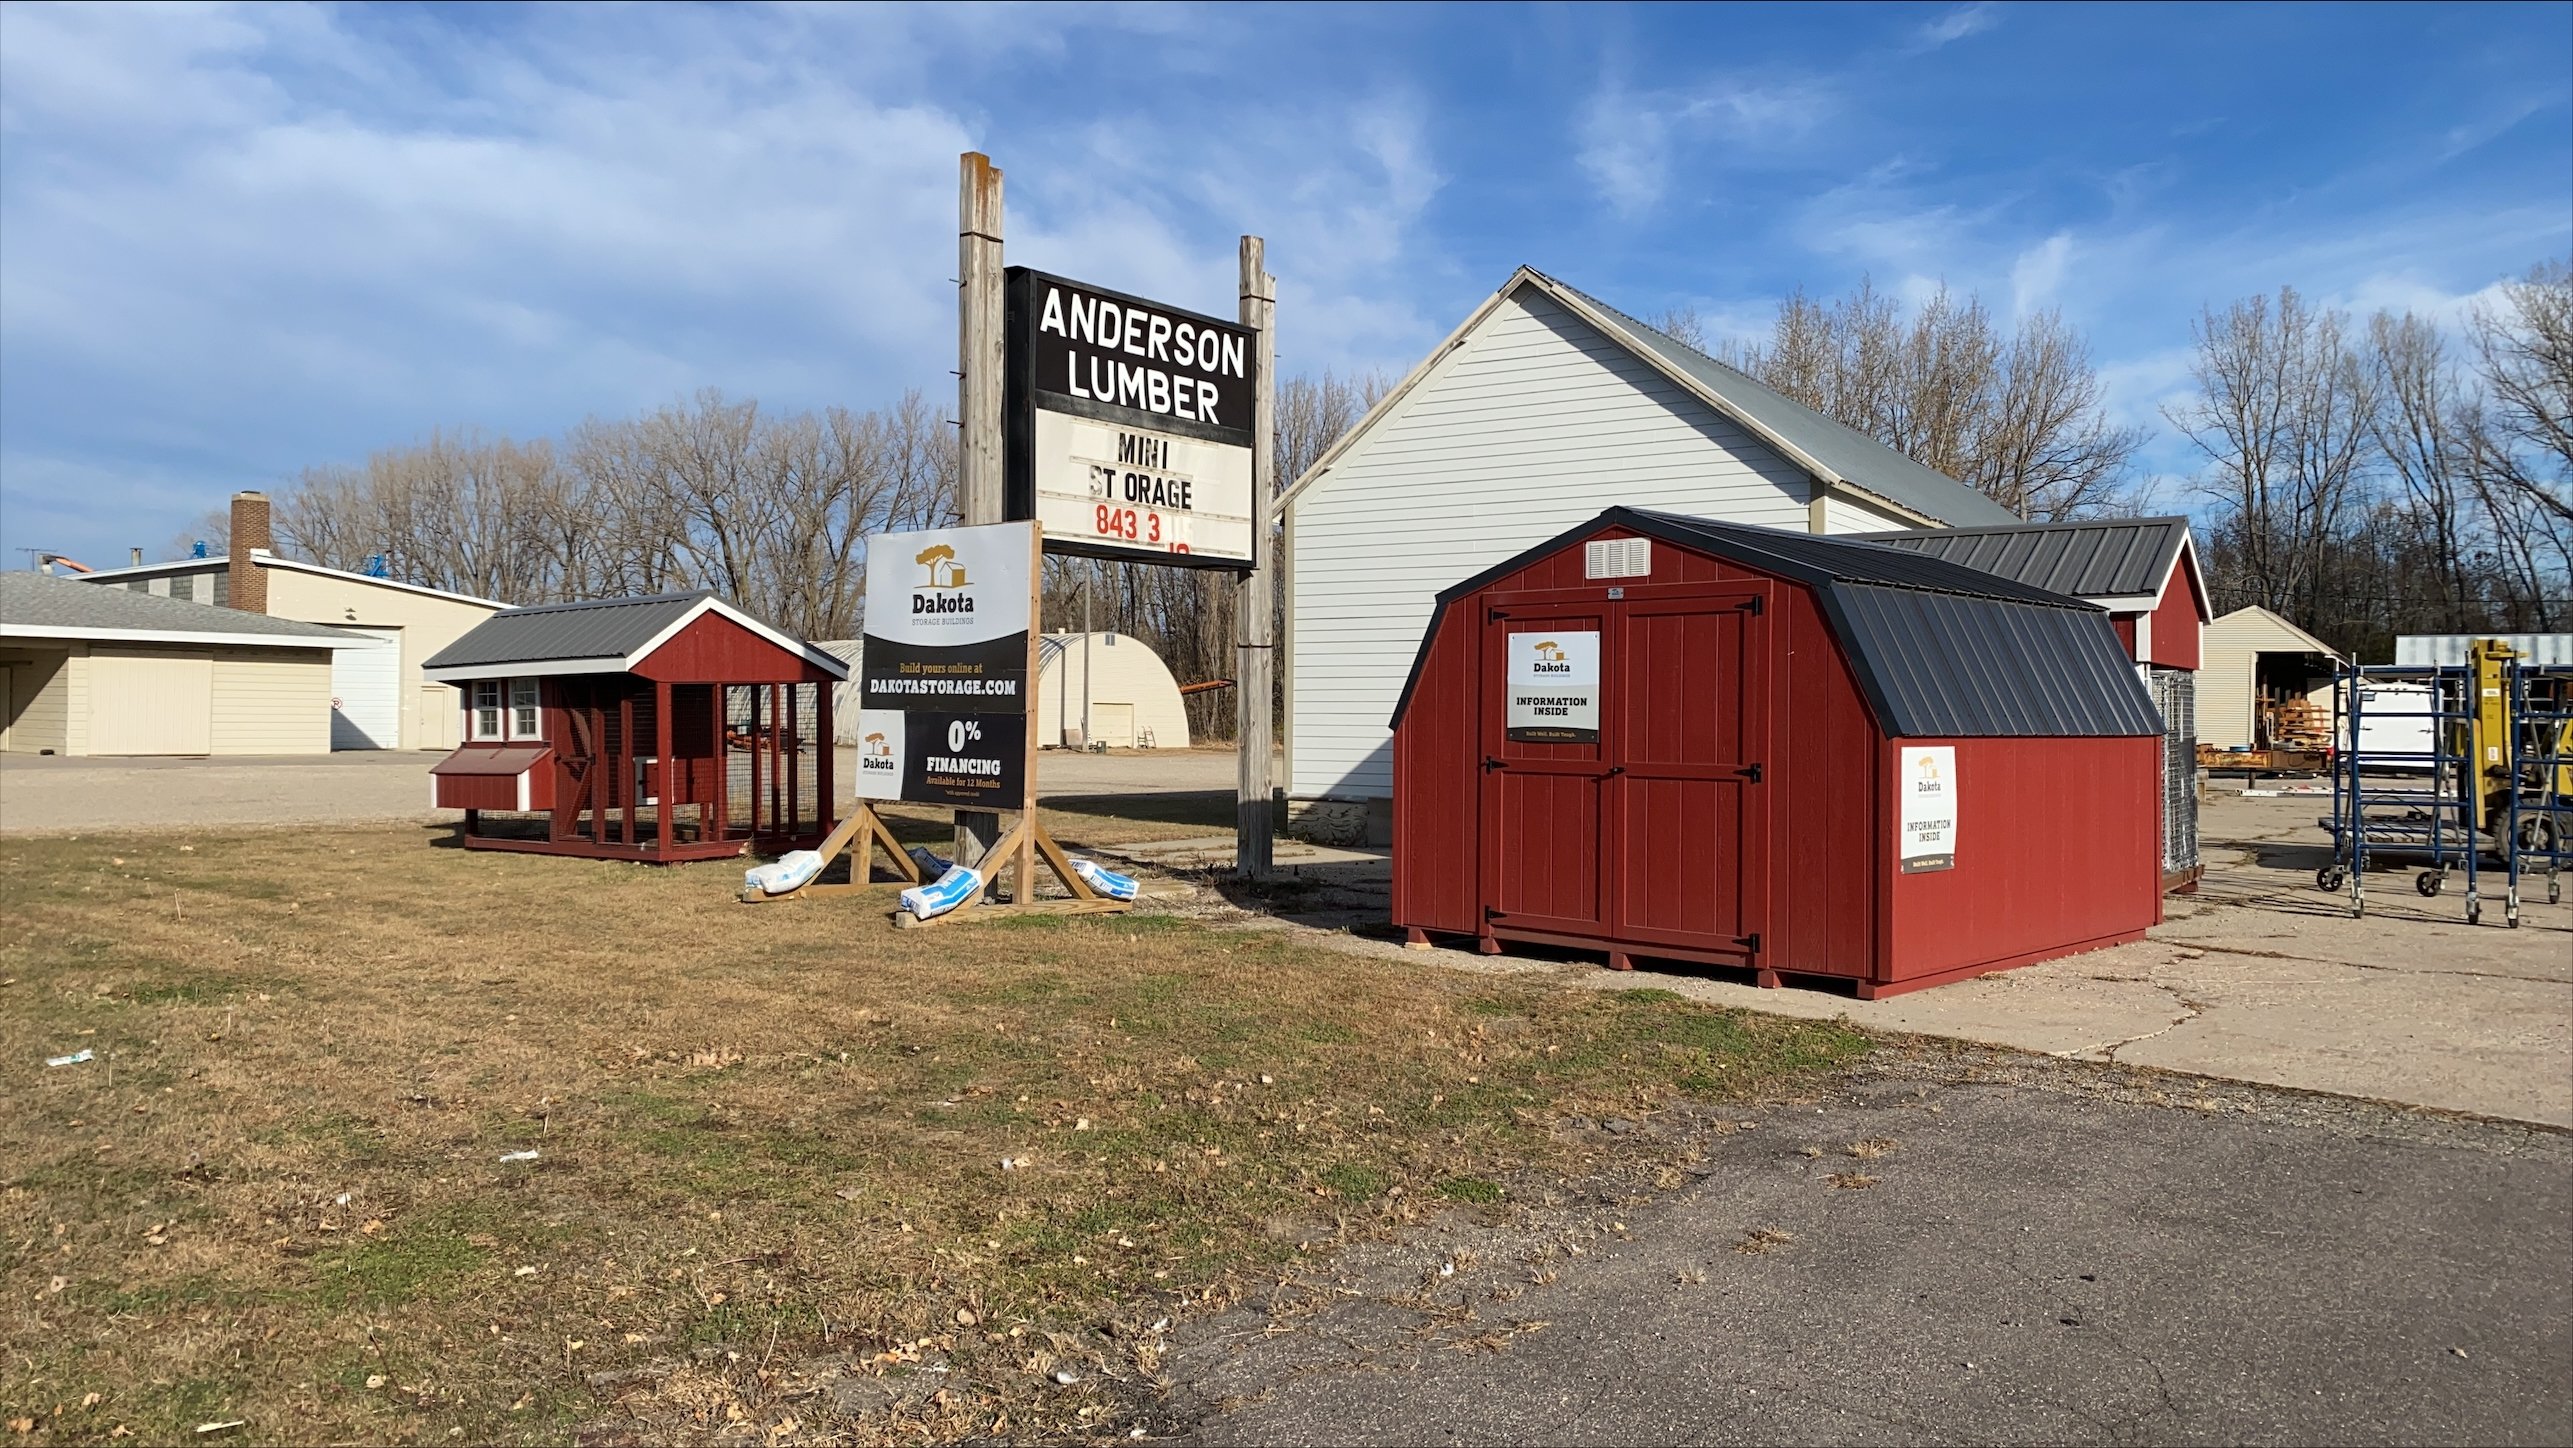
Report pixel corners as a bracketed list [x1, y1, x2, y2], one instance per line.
[1743, 595, 1764, 616]
[1737, 762, 1762, 783]
[1482, 755, 1505, 773]
[1736, 932, 1761, 954]
[1485, 905, 1502, 920]
[1488, 608, 1510, 622]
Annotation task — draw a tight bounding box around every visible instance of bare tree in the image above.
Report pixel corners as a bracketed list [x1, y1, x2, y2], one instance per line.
[2166, 288, 2381, 630]
[1717, 279, 2141, 519]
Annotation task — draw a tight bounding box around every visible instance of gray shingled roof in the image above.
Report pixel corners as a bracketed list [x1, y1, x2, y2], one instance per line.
[1864, 517, 2192, 603]
[1393, 508, 2161, 739]
[0, 571, 356, 642]
[422, 592, 709, 671]
[1544, 276, 2021, 528]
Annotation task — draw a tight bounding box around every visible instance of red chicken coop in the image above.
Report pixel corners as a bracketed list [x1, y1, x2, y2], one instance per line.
[421, 592, 846, 861]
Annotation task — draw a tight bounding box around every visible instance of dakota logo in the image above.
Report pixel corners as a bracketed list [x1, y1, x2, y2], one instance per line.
[911, 543, 977, 612]
[863, 732, 892, 759]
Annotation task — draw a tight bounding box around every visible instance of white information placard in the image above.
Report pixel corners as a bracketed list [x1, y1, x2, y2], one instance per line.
[1028, 409, 1255, 564]
[1506, 630, 1600, 743]
[1898, 745, 1957, 873]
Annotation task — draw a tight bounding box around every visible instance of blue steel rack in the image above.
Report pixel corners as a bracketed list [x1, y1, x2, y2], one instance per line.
[2316, 663, 2490, 922]
[2502, 664, 2573, 927]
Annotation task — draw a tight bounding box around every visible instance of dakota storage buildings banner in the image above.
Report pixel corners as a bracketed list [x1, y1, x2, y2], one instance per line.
[852, 522, 1035, 807]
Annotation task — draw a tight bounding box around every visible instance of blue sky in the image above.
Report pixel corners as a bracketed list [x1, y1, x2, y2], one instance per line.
[3, 1, 2567, 568]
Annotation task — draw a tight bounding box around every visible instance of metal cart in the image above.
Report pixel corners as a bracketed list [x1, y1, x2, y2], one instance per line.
[2316, 664, 2491, 921]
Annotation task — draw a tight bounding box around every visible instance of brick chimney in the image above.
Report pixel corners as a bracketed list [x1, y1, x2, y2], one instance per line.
[228, 490, 271, 614]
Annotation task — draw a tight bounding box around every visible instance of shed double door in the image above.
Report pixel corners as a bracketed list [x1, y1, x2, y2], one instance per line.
[1478, 587, 1770, 960]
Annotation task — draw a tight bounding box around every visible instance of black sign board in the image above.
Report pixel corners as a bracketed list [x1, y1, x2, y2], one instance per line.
[1004, 267, 1258, 571]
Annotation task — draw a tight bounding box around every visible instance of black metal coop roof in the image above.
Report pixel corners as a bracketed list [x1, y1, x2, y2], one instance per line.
[422, 592, 711, 672]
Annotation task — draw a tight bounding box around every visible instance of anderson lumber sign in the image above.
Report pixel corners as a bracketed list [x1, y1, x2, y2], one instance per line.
[852, 521, 1036, 808]
[1004, 268, 1257, 570]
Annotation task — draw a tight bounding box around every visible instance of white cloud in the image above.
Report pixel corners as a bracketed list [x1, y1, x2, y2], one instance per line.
[0, 3, 1450, 564]
[1576, 73, 1834, 218]
[2009, 232, 2074, 318]
[1909, 4, 1999, 52]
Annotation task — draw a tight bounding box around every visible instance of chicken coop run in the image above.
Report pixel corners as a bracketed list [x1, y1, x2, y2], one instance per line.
[1390, 508, 2168, 998]
[422, 592, 847, 861]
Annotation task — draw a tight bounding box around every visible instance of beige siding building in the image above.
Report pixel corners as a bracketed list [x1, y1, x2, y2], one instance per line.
[2199, 606, 2343, 751]
[74, 492, 507, 749]
[1, 574, 356, 756]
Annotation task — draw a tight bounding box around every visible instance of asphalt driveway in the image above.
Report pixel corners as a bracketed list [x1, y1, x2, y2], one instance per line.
[1160, 1050, 2573, 1447]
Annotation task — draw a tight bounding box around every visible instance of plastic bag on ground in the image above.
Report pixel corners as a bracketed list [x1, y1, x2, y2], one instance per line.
[1070, 857, 1139, 901]
[743, 849, 825, 897]
[906, 845, 954, 879]
[901, 862, 984, 920]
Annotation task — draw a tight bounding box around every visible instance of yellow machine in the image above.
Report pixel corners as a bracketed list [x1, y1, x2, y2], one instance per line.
[2466, 637, 2573, 838]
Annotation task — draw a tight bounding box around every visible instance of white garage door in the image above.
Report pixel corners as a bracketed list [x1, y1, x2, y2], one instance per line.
[1091, 701, 1135, 748]
[329, 629, 403, 750]
[89, 650, 213, 755]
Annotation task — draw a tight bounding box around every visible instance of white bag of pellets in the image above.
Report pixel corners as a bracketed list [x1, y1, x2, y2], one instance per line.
[1070, 857, 1139, 901]
[743, 850, 825, 897]
[901, 861, 983, 920]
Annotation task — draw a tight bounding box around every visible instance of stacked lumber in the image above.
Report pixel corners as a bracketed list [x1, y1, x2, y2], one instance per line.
[2267, 699, 2333, 751]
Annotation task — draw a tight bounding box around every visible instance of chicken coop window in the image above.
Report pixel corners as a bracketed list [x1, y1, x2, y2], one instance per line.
[509, 678, 541, 739]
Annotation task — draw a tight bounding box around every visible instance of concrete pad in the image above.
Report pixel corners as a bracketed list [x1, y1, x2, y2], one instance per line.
[1196, 791, 2573, 1129]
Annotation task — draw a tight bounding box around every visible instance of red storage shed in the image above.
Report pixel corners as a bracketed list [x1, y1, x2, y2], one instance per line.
[1391, 508, 2168, 998]
[422, 592, 846, 862]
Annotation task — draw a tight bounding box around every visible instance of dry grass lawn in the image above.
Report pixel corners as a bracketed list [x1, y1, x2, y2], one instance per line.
[2, 822, 1863, 1445]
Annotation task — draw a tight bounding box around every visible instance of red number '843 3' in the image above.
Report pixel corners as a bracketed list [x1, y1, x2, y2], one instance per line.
[1094, 505, 1161, 543]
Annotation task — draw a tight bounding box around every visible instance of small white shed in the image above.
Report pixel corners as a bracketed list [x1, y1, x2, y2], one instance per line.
[2200, 606, 2343, 751]
[824, 632, 1192, 750]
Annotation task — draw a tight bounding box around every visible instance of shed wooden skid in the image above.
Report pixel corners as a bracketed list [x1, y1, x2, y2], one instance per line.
[1391, 509, 2164, 998]
[423, 594, 846, 863]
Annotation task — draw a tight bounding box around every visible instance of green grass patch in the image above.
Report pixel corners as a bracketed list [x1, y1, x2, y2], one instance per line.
[1435, 1175, 1505, 1204]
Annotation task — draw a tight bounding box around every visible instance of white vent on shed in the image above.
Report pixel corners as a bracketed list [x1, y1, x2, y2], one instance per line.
[1584, 537, 1652, 579]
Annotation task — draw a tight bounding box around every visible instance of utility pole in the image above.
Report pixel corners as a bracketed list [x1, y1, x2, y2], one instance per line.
[957, 151, 1006, 868]
[1235, 236, 1278, 879]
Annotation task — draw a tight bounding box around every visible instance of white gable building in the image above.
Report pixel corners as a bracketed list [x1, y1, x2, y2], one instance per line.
[1279, 267, 2018, 843]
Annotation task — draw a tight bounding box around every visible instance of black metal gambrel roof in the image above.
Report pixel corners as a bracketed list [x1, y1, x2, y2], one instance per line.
[1391, 508, 2163, 739]
[1864, 516, 2196, 605]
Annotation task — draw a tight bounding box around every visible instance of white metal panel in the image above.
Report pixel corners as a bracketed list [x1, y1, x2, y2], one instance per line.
[1287, 288, 1892, 801]
[1090, 701, 1136, 748]
[87, 649, 212, 755]
[2392, 633, 2573, 667]
[328, 628, 402, 749]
